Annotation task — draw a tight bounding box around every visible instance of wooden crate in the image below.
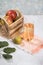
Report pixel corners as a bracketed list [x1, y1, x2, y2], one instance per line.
[0, 10, 24, 39]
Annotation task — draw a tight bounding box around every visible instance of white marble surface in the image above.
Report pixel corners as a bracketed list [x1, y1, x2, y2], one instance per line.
[0, 15, 43, 65]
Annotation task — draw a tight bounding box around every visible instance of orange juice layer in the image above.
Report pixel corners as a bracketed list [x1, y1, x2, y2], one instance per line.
[20, 23, 34, 41]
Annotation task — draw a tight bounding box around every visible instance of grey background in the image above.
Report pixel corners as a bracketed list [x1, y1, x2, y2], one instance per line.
[0, 0, 43, 15]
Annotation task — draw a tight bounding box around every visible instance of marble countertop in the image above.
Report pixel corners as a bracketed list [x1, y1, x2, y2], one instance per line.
[0, 15, 43, 65]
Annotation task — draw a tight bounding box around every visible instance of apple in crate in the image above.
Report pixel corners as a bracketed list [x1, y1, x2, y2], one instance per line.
[5, 16, 13, 25]
[6, 10, 17, 20]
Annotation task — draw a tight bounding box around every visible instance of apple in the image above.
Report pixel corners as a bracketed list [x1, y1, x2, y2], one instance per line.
[6, 10, 17, 20]
[5, 16, 13, 25]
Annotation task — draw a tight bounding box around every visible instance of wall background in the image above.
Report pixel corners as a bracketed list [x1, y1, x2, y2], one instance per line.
[0, 0, 43, 15]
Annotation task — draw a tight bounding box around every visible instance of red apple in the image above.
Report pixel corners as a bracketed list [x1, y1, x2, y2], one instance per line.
[6, 10, 17, 20]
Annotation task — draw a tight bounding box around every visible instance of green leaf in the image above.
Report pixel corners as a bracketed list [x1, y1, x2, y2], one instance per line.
[3, 47, 16, 54]
[2, 54, 12, 59]
[0, 41, 9, 48]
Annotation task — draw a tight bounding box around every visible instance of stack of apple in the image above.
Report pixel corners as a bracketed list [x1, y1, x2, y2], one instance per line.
[5, 10, 20, 25]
